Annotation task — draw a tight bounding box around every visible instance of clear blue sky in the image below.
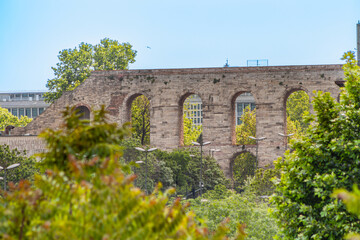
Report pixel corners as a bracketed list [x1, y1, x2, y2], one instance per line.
[0, 0, 359, 91]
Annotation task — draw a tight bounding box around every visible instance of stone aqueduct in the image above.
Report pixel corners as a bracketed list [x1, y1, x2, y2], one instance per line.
[2, 64, 344, 176]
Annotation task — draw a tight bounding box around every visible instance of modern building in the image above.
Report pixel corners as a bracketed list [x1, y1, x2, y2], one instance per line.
[0, 91, 50, 119]
[185, 93, 255, 126]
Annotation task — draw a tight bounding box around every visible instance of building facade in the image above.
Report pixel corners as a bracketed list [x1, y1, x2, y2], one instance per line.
[0, 91, 50, 118]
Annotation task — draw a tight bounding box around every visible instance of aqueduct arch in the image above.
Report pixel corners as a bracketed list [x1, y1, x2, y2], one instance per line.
[7, 65, 343, 177]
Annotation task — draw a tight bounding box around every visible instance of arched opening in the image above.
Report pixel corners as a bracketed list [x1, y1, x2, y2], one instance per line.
[75, 106, 90, 121]
[129, 94, 150, 145]
[230, 152, 256, 190]
[285, 90, 310, 140]
[232, 92, 256, 145]
[180, 94, 203, 146]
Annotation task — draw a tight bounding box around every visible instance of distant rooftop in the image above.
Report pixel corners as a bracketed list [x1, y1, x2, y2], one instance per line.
[0, 90, 48, 94]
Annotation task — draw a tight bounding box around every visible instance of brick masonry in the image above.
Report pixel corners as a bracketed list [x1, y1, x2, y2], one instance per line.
[6, 65, 343, 176]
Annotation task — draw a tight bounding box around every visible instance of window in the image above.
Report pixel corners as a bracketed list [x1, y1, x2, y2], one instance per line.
[32, 108, 38, 118]
[19, 108, 24, 116]
[39, 108, 44, 115]
[26, 108, 31, 117]
[12, 108, 18, 117]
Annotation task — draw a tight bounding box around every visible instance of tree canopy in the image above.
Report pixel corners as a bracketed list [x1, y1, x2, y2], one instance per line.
[0, 107, 32, 132]
[0, 144, 39, 187]
[44, 38, 136, 103]
[272, 52, 360, 239]
[131, 95, 150, 145]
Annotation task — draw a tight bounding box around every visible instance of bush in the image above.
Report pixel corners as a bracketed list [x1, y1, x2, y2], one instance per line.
[188, 189, 279, 239]
[271, 52, 360, 239]
[0, 106, 246, 239]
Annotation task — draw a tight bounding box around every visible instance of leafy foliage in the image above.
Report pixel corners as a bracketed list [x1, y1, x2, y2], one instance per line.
[38, 105, 131, 173]
[44, 38, 136, 103]
[243, 165, 280, 197]
[231, 152, 256, 190]
[0, 107, 32, 131]
[236, 107, 256, 145]
[286, 90, 310, 138]
[131, 95, 150, 145]
[333, 185, 360, 239]
[183, 96, 202, 146]
[0, 144, 39, 187]
[120, 139, 228, 196]
[188, 189, 279, 239]
[0, 106, 246, 239]
[271, 52, 360, 239]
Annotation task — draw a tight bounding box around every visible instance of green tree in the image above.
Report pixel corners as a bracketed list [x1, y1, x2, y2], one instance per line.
[188, 190, 279, 239]
[131, 95, 150, 145]
[0, 144, 39, 187]
[183, 96, 202, 146]
[236, 107, 256, 145]
[271, 52, 360, 239]
[232, 152, 256, 189]
[44, 38, 136, 103]
[0, 106, 246, 239]
[0, 107, 32, 131]
[121, 142, 228, 195]
[286, 90, 310, 136]
[333, 185, 360, 239]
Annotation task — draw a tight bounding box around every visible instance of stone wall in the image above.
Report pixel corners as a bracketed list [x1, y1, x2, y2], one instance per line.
[10, 64, 344, 176]
[0, 136, 45, 157]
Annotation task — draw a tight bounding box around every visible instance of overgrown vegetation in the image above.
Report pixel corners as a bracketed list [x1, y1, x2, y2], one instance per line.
[0, 107, 32, 131]
[271, 52, 360, 239]
[187, 185, 279, 240]
[0, 144, 39, 186]
[120, 138, 228, 195]
[0, 106, 247, 239]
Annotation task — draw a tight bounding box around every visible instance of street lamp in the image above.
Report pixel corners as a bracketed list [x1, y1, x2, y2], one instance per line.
[192, 140, 211, 197]
[0, 163, 20, 191]
[248, 136, 266, 169]
[135, 147, 157, 194]
[278, 133, 294, 150]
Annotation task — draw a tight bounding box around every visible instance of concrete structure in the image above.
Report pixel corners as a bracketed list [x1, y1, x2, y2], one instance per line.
[3, 64, 343, 176]
[0, 91, 49, 118]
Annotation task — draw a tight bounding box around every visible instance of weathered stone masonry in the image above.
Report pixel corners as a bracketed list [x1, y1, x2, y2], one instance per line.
[6, 65, 343, 177]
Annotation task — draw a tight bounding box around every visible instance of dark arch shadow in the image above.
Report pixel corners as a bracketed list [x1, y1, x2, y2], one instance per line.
[75, 105, 90, 120]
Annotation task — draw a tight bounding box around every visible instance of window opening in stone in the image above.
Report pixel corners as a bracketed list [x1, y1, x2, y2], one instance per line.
[75, 106, 90, 121]
[183, 94, 203, 146]
[131, 95, 150, 145]
[286, 90, 310, 141]
[235, 92, 256, 145]
[231, 152, 256, 191]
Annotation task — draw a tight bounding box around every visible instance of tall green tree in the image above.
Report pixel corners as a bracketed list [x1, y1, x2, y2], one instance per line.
[44, 38, 136, 103]
[286, 90, 310, 136]
[232, 152, 256, 189]
[271, 52, 360, 239]
[0, 107, 32, 131]
[236, 107, 256, 145]
[131, 95, 150, 145]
